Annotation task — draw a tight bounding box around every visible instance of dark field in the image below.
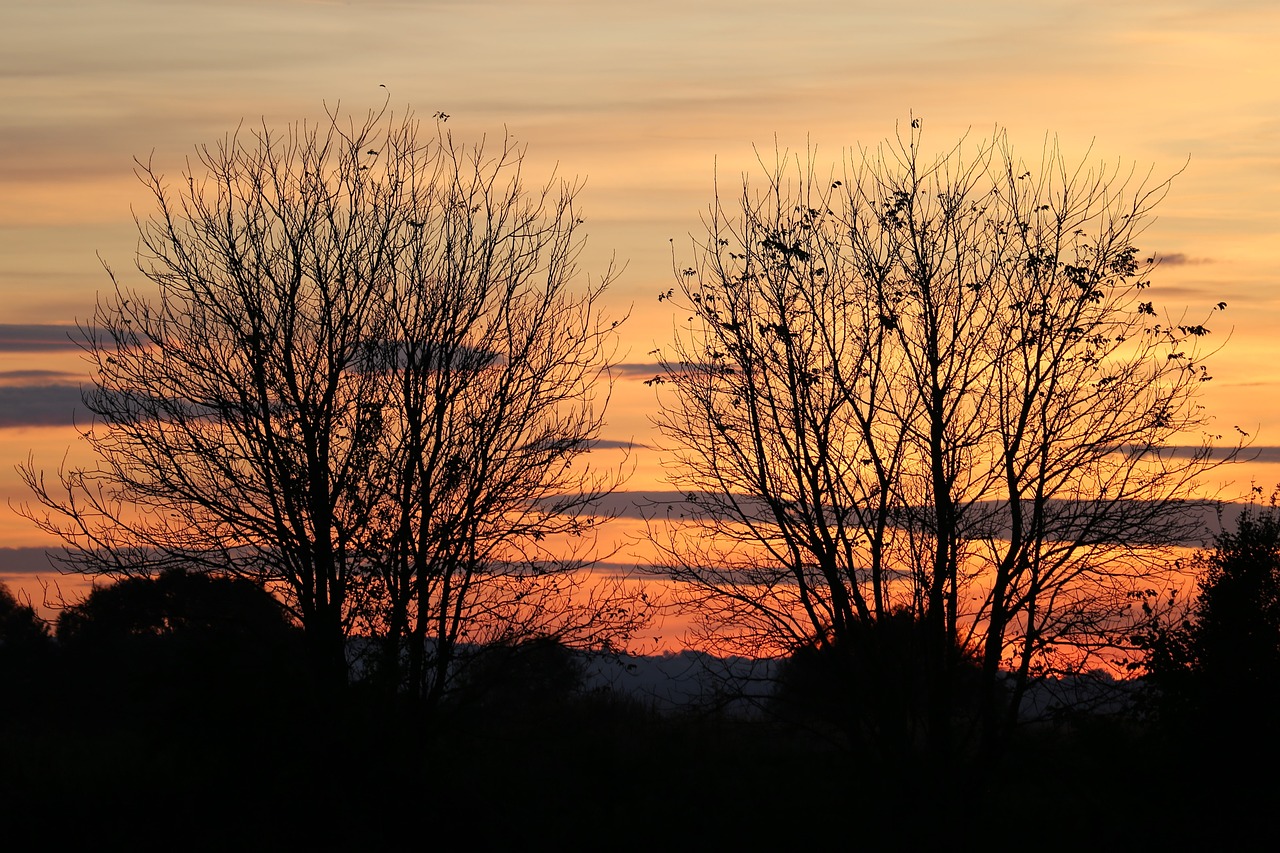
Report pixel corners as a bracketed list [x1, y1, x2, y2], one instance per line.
[3, 643, 1274, 852]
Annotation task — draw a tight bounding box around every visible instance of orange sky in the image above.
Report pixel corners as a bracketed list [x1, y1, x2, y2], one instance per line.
[3, 1, 1279, 633]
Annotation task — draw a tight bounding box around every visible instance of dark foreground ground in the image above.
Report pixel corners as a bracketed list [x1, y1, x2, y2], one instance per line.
[3, 655, 1277, 853]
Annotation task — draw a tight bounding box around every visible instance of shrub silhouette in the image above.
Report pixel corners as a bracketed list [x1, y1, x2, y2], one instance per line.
[771, 610, 988, 757]
[1139, 501, 1280, 751]
[0, 581, 51, 710]
[0, 580, 49, 654]
[451, 635, 586, 717]
[56, 568, 305, 719]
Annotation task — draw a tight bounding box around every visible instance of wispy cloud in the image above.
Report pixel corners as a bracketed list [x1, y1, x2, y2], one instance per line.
[1117, 444, 1280, 464]
[0, 383, 82, 427]
[1157, 252, 1214, 266]
[604, 490, 1253, 548]
[0, 547, 58, 575]
[0, 369, 81, 384]
[612, 362, 726, 383]
[612, 362, 663, 380]
[0, 325, 86, 353]
[592, 438, 650, 450]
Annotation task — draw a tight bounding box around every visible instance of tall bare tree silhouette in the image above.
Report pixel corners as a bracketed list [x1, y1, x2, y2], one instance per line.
[18, 102, 645, 694]
[649, 122, 1241, 760]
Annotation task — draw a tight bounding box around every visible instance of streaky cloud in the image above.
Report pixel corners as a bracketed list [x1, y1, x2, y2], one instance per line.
[0, 324, 89, 353]
[592, 438, 650, 450]
[602, 490, 1244, 548]
[613, 361, 724, 383]
[1156, 252, 1213, 266]
[611, 362, 663, 379]
[0, 369, 82, 383]
[1122, 444, 1280, 464]
[0, 547, 58, 574]
[0, 383, 83, 427]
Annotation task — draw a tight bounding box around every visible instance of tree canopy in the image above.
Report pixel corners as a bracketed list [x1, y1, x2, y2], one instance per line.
[18, 103, 646, 696]
[649, 124, 1239, 758]
[1137, 495, 1280, 745]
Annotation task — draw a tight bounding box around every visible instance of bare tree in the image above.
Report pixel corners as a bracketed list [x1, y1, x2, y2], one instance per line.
[649, 123, 1240, 759]
[18, 104, 643, 694]
[363, 129, 645, 702]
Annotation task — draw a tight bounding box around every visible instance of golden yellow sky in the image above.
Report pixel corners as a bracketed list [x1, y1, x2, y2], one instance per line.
[3, 0, 1279, 612]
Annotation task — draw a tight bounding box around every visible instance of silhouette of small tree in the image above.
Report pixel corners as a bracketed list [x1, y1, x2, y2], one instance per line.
[0, 581, 49, 653]
[771, 610, 988, 757]
[451, 635, 586, 718]
[1137, 496, 1280, 749]
[56, 568, 305, 718]
[0, 581, 51, 708]
[57, 568, 294, 644]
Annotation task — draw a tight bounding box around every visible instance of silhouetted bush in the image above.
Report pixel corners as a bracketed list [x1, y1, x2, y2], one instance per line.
[0, 581, 51, 711]
[57, 568, 292, 643]
[1138, 499, 1280, 754]
[0, 580, 49, 654]
[450, 635, 586, 718]
[771, 610, 989, 757]
[55, 568, 306, 721]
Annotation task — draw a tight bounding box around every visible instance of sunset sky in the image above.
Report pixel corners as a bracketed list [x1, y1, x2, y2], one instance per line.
[3, 0, 1279, 622]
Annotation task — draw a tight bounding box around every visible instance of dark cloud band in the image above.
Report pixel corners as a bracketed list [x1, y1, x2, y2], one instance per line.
[0, 383, 83, 427]
[0, 325, 87, 353]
